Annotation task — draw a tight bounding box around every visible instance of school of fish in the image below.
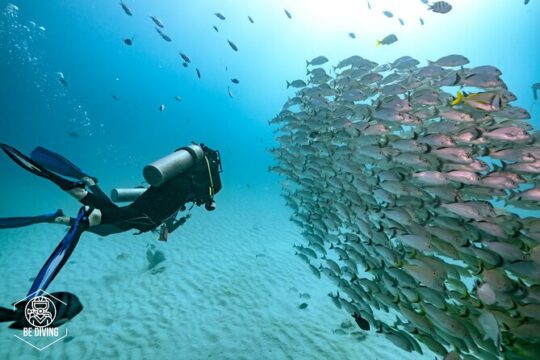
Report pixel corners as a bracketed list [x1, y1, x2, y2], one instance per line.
[270, 53, 540, 360]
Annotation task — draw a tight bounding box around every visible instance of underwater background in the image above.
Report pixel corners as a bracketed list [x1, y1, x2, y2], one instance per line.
[1, 0, 540, 359]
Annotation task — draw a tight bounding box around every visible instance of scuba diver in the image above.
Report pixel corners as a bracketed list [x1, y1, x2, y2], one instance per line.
[0, 142, 221, 328]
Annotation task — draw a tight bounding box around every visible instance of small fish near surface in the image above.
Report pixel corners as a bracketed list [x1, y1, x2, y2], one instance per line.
[376, 34, 398, 46]
[155, 28, 172, 42]
[159, 104, 165, 112]
[227, 86, 233, 98]
[0, 292, 83, 329]
[149, 15, 164, 28]
[196, 68, 201, 79]
[123, 37, 133, 46]
[248, 16, 254, 23]
[428, 1, 453, 14]
[227, 40, 238, 51]
[382, 11, 393, 18]
[284, 9, 292, 19]
[215, 12, 226, 20]
[349, 32, 356, 39]
[213, 25, 219, 32]
[120, 1, 132, 16]
[231, 78, 240, 84]
[179, 52, 191, 63]
[174, 96, 182, 102]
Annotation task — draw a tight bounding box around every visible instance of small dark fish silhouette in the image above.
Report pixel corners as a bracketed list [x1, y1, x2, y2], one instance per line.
[213, 25, 219, 32]
[67, 132, 79, 138]
[352, 312, 370, 331]
[112, 95, 119, 101]
[120, 1, 132, 16]
[348, 32, 356, 39]
[231, 78, 240, 84]
[227, 40, 238, 51]
[248, 16, 254, 23]
[215, 12, 226, 20]
[420, 18, 425, 26]
[149, 15, 164, 28]
[155, 28, 171, 42]
[227, 86, 233, 98]
[284, 9, 292, 19]
[123, 37, 133, 46]
[196, 68, 201, 79]
[182, 62, 188, 68]
[298, 302, 308, 309]
[179, 52, 191, 63]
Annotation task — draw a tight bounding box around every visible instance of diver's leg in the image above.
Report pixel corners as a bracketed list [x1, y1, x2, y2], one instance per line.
[0, 210, 65, 229]
[26, 206, 101, 297]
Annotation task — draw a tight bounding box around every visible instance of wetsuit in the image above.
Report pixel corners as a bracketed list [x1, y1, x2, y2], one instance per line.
[0, 143, 222, 297]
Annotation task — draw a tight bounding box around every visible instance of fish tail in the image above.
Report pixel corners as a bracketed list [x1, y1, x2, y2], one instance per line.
[451, 90, 464, 106]
[306, 60, 310, 68]
[0, 307, 17, 322]
[376, 40, 382, 47]
[286, 81, 291, 88]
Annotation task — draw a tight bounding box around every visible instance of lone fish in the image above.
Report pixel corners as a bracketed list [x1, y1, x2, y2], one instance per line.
[376, 34, 398, 46]
[120, 1, 132, 16]
[428, 1, 452, 14]
[227, 40, 238, 51]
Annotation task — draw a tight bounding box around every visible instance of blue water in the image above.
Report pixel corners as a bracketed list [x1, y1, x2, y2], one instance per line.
[1, 0, 540, 359]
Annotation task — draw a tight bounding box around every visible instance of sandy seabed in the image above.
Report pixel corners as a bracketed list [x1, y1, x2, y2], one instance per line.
[0, 185, 436, 360]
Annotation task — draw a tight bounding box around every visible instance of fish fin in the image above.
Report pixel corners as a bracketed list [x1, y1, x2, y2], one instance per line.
[305, 60, 310, 68]
[453, 72, 461, 86]
[286, 81, 291, 88]
[450, 91, 463, 106]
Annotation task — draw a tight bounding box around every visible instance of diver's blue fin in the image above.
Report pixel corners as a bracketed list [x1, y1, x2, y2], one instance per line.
[0, 143, 84, 191]
[0, 209, 64, 229]
[27, 207, 90, 297]
[30, 146, 96, 182]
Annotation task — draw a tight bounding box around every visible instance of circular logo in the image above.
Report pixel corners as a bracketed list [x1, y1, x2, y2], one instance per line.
[24, 296, 57, 328]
